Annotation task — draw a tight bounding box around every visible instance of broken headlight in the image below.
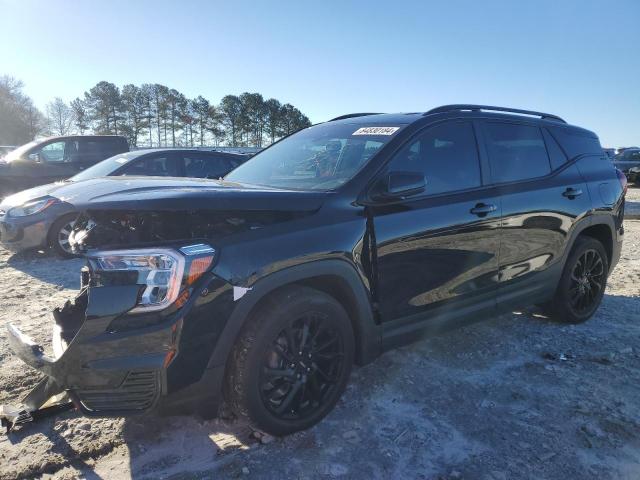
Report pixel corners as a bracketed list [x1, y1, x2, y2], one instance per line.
[88, 245, 215, 313]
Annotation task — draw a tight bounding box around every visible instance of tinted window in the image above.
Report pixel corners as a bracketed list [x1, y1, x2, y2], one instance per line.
[484, 123, 550, 182]
[70, 153, 137, 182]
[79, 140, 104, 154]
[120, 154, 179, 177]
[386, 121, 481, 195]
[547, 126, 602, 158]
[183, 153, 234, 179]
[542, 128, 568, 170]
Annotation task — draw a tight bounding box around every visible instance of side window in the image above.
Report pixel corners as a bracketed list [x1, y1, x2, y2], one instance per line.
[38, 141, 67, 163]
[120, 154, 179, 177]
[542, 128, 568, 170]
[386, 121, 481, 195]
[484, 123, 551, 183]
[183, 153, 232, 179]
[79, 140, 102, 154]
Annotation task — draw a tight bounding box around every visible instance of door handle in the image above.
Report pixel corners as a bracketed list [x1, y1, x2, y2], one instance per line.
[562, 187, 583, 199]
[470, 203, 497, 216]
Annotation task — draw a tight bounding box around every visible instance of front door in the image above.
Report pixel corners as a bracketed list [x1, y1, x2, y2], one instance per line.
[12, 140, 78, 189]
[369, 120, 501, 326]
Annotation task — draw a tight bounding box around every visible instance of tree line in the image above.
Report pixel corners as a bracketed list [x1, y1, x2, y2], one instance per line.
[0, 76, 312, 148]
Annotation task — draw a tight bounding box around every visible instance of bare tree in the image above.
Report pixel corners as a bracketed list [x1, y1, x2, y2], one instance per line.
[0, 76, 45, 144]
[45, 97, 75, 136]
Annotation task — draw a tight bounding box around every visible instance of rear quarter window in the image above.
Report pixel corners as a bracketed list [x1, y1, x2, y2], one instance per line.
[547, 126, 601, 159]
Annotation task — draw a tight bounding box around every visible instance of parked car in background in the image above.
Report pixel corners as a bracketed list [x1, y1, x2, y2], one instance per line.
[0, 148, 247, 256]
[2, 105, 625, 437]
[602, 148, 616, 161]
[613, 148, 640, 178]
[627, 166, 640, 185]
[0, 145, 17, 157]
[0, 135, 129, 197]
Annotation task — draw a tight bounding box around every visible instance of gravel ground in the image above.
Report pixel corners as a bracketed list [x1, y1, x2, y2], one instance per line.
[0, 188, 639, 480]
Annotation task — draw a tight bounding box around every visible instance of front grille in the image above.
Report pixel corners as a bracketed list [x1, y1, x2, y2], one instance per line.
[76, 370, 159, 412]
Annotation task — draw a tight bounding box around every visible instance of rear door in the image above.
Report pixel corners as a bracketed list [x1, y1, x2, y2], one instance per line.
[480, 120, 592, 309]
[370, 120, 501, 326]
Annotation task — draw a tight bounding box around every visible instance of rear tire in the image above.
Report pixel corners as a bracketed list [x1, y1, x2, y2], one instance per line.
[225, 286, 354, 436]
[48, 214, 79, 258]
[548, 236, 608, 323]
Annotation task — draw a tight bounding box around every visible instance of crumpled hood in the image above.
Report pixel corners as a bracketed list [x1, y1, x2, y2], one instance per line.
[69, 177, 330, 251]
[71, 176, 328, 212]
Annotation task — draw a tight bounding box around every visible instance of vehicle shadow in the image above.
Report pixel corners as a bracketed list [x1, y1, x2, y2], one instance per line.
[117, 414, 257, 478]
[4, 248, 84, 289]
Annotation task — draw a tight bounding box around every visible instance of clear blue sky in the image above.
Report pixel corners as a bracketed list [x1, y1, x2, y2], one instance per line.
[1, 0, 638, 146]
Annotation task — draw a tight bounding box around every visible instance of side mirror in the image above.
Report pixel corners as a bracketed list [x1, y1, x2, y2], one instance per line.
[28, 153, 41, 162]
[372, 171, 426, 200]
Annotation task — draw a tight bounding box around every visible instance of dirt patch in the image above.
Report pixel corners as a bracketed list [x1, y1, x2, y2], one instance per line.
[1, 221, 639, 479]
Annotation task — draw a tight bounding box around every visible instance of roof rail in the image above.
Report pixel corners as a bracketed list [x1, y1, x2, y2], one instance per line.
[424, 104, 566, 123]
[329, 113, 382, 122]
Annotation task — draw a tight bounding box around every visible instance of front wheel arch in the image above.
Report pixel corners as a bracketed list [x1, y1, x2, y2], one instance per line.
[207, 260, 381, 372]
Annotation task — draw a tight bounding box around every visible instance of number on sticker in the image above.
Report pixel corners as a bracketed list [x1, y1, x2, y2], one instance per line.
[352, 127, 399, 136]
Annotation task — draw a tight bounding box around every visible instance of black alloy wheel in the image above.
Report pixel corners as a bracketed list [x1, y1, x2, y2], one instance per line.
[225, 286, 354, 436]
[548, 236, 609, 323]
[259, 313, 346, 420]
[567, 248, 606, 316]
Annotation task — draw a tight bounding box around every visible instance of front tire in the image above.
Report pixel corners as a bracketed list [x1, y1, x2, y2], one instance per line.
[548, 236, 609, 323]
[225, 286, 354, 436]
[48, 214, 78, 258]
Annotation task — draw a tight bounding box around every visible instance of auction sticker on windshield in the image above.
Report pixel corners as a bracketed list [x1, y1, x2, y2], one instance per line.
[352, 127, 400, 136]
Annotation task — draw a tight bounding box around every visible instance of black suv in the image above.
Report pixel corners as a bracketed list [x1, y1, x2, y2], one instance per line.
[3, 106, 626, 436]
[0, 135, 129, 196]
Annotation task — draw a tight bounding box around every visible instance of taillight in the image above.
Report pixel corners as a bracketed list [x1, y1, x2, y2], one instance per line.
[615, 168, 627, 195]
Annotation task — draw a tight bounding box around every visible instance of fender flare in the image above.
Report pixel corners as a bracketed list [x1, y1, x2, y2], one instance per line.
[207, 259, 381, 370]
[560, 214, 616, 269]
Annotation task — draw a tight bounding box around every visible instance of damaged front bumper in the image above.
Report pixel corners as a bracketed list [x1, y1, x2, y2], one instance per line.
[2, 280, 181, 431]
[2, 235, 237, 433]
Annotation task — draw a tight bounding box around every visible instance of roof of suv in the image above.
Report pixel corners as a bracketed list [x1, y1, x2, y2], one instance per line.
[328, 105, 595, 137]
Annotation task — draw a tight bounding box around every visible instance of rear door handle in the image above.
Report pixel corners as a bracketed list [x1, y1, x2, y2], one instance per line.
[562, 187, 583, 199]
[470, 203, 497, 216]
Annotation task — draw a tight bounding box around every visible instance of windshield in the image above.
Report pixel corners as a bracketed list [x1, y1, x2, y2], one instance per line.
[70, 152, 138, 182]
[3, 140, 40, 162]
[225, 122, 403, 190]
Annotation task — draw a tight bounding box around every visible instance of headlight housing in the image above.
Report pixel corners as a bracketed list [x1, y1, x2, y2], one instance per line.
[8, 197, 57, 217]
[88, 244, 215, 313]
